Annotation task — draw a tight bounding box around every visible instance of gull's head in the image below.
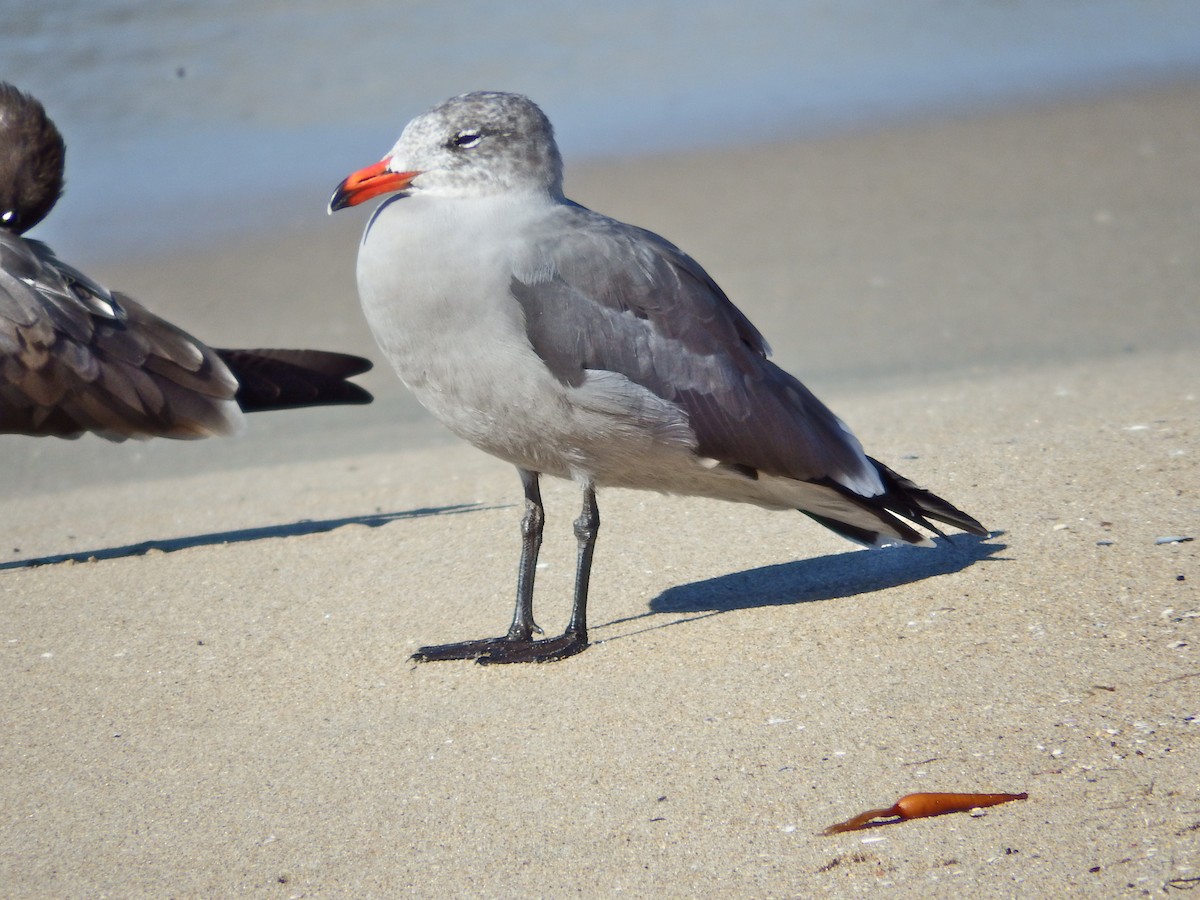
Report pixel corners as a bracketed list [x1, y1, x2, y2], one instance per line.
[329, 91, 563, 212]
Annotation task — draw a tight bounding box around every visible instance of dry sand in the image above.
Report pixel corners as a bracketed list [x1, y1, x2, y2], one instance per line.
[1, 83, 1197, 897]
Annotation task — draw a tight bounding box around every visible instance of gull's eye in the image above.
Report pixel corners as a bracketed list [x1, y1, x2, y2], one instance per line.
[452, 130, 483, 149]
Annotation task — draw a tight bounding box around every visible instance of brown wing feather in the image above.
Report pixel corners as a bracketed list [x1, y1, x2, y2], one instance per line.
[2, 234, 376, 439]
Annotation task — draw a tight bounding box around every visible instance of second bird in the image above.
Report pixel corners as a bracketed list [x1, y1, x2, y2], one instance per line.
[1, 82, 372, 443]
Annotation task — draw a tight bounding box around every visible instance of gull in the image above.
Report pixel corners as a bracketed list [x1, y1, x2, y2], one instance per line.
[330, 91, 986, 664]
[1, 81, 372, 442]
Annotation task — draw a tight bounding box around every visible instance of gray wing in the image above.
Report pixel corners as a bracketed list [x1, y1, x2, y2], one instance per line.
[508, 203, 881, 495]
[0, 231, 242, 440]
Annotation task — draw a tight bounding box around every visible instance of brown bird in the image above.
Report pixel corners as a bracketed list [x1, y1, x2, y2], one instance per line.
[1, 81, 372, 442]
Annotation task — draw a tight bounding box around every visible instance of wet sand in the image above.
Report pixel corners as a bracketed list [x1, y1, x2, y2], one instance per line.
[2, 82, 1198, 896]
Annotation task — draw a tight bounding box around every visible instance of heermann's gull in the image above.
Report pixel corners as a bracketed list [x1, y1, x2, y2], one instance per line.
[0, 82, 372, 441]
[330, 91, 987, 664]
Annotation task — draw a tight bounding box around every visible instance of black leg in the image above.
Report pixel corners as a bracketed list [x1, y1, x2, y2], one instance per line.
[412, 473, 598, 664]
[411, 468, 544, 662]
[506, 468, 544, 640]
[478, 482, 596, 664]
[563, 482, 599, 643]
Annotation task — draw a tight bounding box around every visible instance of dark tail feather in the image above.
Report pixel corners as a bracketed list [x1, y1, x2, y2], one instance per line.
[802, 510, 926, 547]
[215, 349, 373, 412]
[801, 457, 988, 548]
[869, 457, 989, 538]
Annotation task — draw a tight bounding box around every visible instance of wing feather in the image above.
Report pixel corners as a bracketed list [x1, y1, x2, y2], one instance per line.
[509, 204, 881, 494]
[0, 231, 241, 439]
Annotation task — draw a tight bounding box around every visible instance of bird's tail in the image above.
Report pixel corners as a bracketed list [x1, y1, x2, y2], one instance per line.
[214, 349, 373, 412]
[802, 456, 988, 548]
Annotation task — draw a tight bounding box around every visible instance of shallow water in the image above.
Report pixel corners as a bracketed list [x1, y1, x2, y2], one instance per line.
[5, 0, 1200, 259]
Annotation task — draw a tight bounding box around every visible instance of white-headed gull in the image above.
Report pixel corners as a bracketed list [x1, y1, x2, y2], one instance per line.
[330, 91, 986, 664]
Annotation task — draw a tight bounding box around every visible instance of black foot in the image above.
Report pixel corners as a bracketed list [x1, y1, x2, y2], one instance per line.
[411, 631, 588, 665]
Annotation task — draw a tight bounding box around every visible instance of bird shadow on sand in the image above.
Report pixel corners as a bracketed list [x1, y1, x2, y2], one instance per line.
[599, 532, 1006, 640]
[1, 503, 491, 571]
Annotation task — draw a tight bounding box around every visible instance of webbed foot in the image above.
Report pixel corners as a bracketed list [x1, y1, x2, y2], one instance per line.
[411, 630, 587, 664]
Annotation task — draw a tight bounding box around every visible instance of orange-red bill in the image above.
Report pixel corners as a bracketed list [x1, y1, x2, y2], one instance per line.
[329, 158, 419, 211]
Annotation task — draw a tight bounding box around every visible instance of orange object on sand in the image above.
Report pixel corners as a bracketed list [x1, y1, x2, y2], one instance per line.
[824, 791, 1028, 835]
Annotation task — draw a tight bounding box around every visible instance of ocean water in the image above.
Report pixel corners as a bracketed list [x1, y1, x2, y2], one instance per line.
[4, 0, 1200, 259]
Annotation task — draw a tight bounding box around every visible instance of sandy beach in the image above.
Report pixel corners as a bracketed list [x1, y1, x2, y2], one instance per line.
[2, 82, 1197, 896]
